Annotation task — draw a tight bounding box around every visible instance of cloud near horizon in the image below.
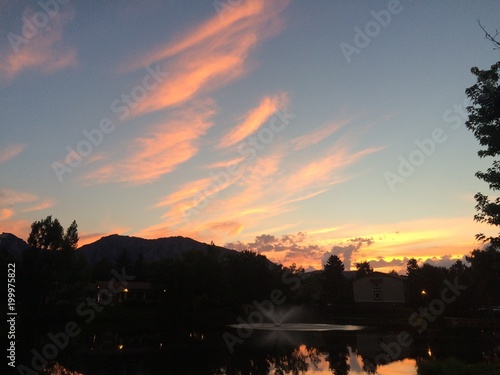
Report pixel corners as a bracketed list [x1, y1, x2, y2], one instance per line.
[0, 188, 56, 239]
[321, 237, 374, 271]
[133, 115, 383, 248]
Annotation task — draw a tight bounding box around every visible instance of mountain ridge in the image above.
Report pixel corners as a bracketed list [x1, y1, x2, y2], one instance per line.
[0, 232, 240, 264]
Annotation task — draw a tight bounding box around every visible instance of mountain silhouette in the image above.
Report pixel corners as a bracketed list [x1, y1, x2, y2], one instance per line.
[0, 232, 29, 258]
[0, 232, 239, 264]
[78, 234, 239, 264]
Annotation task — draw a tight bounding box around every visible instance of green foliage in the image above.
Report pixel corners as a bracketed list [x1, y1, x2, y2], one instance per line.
[465, 61, 500, 245]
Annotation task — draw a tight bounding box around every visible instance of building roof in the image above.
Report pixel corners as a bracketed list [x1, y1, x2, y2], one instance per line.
[353, 271, 407, 283]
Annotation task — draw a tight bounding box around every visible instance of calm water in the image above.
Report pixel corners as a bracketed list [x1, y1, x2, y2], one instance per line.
[16, 323, 496, 375]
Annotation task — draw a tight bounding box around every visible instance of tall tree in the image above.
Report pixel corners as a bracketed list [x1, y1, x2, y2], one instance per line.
[22, 216, 88, 305]
[465, 61, 500, 245]
[63, 220, 79, 251]
[322, 255, 346, 304]
[324, 255, 345, 274]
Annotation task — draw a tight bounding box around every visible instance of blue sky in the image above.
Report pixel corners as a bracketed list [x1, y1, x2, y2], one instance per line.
[1, 0, 499, 271]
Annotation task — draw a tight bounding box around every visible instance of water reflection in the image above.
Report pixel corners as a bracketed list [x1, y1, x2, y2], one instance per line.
[227, 323, 365, 331]
[22, 327, 497, 374]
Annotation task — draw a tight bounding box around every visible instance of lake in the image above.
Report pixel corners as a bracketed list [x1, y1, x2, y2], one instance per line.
[15, 320, 498, 375]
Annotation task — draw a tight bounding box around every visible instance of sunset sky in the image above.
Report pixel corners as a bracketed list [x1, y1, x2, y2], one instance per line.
[1, 0, 499, 272]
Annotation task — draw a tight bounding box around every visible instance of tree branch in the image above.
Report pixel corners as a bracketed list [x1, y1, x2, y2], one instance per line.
[478, 19, 500, 49]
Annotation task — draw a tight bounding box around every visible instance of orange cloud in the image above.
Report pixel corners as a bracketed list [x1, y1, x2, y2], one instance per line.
[284, 144, 382, 195]
[218, 93, 288, 148]
[22, 198, 56, 212]
[206, 221, 243, 237]
[155, 177, 214, 208]
[0, 8, 77, 81]
[201, 156, 246, 169]
[134, 120, 382, 253]
[290, 118, 352, 151]
[0, 208, 14, 220]
[0, 189, 37, 206]
[121, 0, 289, 116]
[0, 219, 30, 239]
[0, 143, 26, 164]
[83, 101, 216, 184]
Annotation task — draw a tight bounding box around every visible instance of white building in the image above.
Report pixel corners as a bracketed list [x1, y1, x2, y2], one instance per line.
[353, 272, 408, 308]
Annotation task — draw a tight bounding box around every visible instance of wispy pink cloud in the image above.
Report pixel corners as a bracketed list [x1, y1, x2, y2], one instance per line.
[0, 143, 26, 163]
[218, 93, 288, 148]
[290, 117, 352, 151]
[0, 8, 77, 81]
[121, 0, 290, 116]
[0, 189, 37, 206]
[83, 101, 216, 185]
[0, 208, 14, 221]
[201, 156, 246, 170]
[0, 219, 31, 239]
[22, 198, 55, 213]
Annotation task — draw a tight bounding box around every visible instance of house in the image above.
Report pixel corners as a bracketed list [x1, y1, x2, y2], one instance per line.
[89, 281, 153, 305]
[353, 272, 408, 308]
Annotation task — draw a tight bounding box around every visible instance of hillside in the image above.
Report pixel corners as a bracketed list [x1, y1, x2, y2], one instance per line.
[77, 234, 239, 264]
[0, 232, 29, 258]
[0, 232, 240, 264]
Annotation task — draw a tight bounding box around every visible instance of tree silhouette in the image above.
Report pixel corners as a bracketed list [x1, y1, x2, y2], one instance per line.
[478, 20, 500, 49]
[322, 255, 346, 304]
[28, 215, 64, 251]
[64, 220, 79, 251]
[465, 61, 500, 245]
[22, 216, 89, 305]
[466, 247, 500, 307]
[355, 261, 373, 278]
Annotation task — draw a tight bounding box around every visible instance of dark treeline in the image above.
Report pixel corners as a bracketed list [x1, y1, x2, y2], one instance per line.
[1, 215, 500, 315]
